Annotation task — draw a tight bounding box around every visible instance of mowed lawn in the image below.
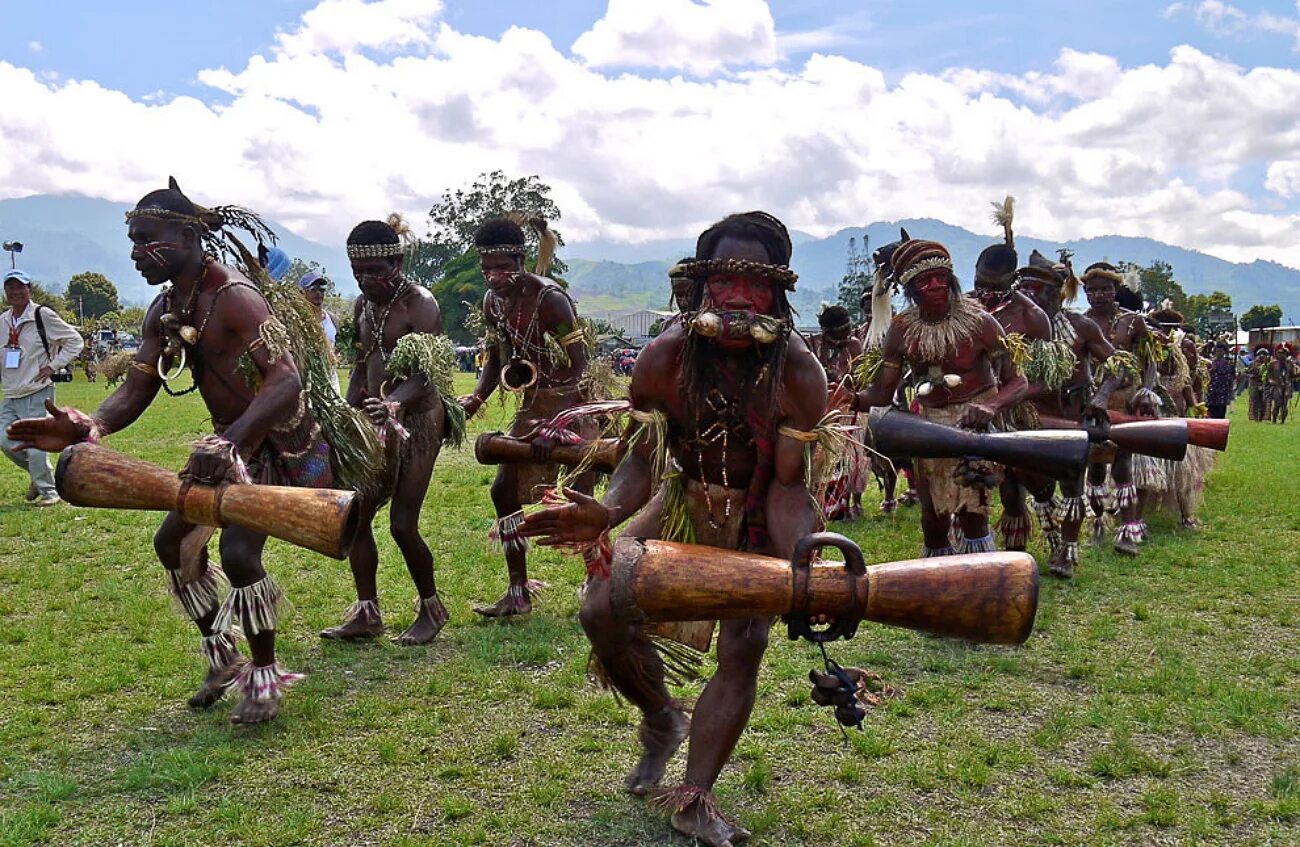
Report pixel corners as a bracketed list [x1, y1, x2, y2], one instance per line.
[0, 376, 1296, 846]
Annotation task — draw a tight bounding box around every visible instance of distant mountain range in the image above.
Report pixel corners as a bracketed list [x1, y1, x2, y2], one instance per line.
[3, 195, 1296, 323]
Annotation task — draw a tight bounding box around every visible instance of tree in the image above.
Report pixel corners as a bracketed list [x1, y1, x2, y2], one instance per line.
[423, 171, 569, 341]
[428, 170, 565, 259]
[1118, 260, 1184, 312]
[66, 272, 120, 320]
[1184, 291, 1234, 336]
[27, 281, 70, 316]
[837, 236, 873, 323]
[1240, 304, 1283, 330]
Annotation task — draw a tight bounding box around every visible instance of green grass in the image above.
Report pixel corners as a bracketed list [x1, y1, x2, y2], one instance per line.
[1, 380, 1296, 845]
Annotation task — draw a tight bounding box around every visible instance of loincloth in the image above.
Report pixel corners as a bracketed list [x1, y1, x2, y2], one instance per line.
[623, 474, 748, 654]
[915, 388, 997, 517]
[372, 404, 443, 507]
[182, 392, 333, 581]
[510, 385, 592, 505]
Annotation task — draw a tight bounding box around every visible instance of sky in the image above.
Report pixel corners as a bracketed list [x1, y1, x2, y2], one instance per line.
[2, 0, 1300, 268]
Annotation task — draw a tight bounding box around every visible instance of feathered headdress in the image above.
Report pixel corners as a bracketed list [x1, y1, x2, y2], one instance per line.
[126, 177, 277, 270]
[864, 228, 912, 350]
[991, 196, 1015, 248]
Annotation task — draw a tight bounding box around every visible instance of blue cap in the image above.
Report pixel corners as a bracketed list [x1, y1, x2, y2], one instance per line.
[3, 269, 31, 285]
[298, 270, 327, 290]
[263, 247, 291, 282]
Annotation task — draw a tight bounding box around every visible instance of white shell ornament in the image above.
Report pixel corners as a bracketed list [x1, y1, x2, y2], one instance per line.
[179, 326, 199, 345]
[917, 382, 934, 397]
[943, 373, 962, 388]
[691, 311, 722, 337]
[750, 323, 778, 344]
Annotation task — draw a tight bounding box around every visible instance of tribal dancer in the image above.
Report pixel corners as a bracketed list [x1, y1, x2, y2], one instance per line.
[1269, 345, 1295, 424]
[460, 217, 593, 617]
[1247, 346, 1272, 421]
[320, 220, 462, 644]
[8, 179, 335, 723]
[858, 231, 918, 513]
[1082, 263, 1160, 555]
[853, 239, 1027, 557]
[969, 198, 1055, 552]
[1017, 251, 1119, 576]
[522, 211, 825, 847]
[809, 304, 864, 520]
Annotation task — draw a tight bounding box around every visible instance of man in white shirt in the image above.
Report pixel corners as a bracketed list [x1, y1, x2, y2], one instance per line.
[1, 269, 85, 505]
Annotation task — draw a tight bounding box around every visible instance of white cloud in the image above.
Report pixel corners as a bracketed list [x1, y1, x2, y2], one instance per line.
[1266, 160, 1300, 198]
[1168, 0, 1300, 48]
[572, 0, 778, 77]
[274, 0, 443, 57]
[1, 2, 1299, 271]
[27, 41, 43, 53]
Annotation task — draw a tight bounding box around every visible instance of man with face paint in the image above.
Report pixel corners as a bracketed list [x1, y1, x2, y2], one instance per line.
[7, 178, 333, 723]
[317, 220, 454, 644]
[1016, 251, 1119, 576]
[1268, 344, 1295, 423]
[520, 212, 825, 847]
[809, 304, 865, 520]
[851, 239, 1028, 558]
[459, 217, 593, 617]
[1081, 263, 1161, 555]
[1247, 346, 1272, 421]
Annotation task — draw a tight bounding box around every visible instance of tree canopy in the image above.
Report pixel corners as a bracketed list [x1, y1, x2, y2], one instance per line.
[66, 272, 120, 319]
[1240, 304, 1283, 330]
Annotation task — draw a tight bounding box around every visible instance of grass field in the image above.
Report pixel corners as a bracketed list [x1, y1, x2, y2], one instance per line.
[0, 376, 1296, 846]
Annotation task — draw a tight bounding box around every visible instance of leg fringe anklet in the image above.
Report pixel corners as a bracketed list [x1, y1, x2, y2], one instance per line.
[1062, 541, 1079, 567]
[1044, 529, 1063, 552]
[1115, 521, 1144, 546]
[1114, 483, 1138, 512]
[214, 575, 289, 636]
[650, 784, 733, 824]
[166, 565, 227, 621]
[488, 511, 530, 554]
[923, 545, 957, 558]
[1086, 483, 1113, 512]
[200, 632, 240, 671]
[1058, 495, 1087, 524]
[347, 598, 381, 618]
[1032, 496, 1062, 533]
[235, 662, 303, 703]
[958, 533, 997, 554]
[997, 513, 1032, 549]
[418, 593, 449, 626]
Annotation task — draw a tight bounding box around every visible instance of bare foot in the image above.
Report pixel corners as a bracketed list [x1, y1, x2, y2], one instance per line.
[230, 695, 282, 724]
[626, 707, 689, 796]
[668, 795, 749, 847]
[394, 594, 449, 646]
[1113, 537, 1139, 557]
[320, 600, 384, 640]
[187, 656, 247, 709]
[474, 583, 531, 618]
[879, 499, 897, 515]
[899, 489, 919, 507]
[1047, 545, 1075, 579]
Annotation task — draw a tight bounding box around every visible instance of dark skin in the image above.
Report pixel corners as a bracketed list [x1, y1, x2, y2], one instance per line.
[318, 254, 448, 645]
[522, 236, 826, 847]
[458, 252, 591, 616]
[1017, 276, 1119, 573]
[8, 214, 302, 723]
[975, 282, 1052, 551]
[1084, 278, 1155, 554]
[854, 269, 1028, 549]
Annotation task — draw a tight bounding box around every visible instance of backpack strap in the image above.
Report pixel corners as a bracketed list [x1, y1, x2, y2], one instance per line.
[33, 306, 52, 359]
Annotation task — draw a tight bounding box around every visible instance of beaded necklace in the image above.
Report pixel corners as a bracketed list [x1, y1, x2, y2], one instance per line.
[361, 277, 411, 364]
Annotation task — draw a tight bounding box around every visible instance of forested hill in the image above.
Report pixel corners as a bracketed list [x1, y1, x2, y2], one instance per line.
[3, 196, 1295, 322]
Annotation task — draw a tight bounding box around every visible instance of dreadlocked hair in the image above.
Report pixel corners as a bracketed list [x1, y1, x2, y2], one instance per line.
[474, 218, 526, 250]
[132, 178, 277, 267]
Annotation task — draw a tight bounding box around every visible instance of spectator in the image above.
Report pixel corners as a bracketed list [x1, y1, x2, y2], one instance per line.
[2, 269, 84, 505]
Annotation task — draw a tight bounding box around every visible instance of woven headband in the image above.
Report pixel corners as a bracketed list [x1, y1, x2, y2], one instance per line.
[476, 244, 526, 256]
[125, 207, 208, 229]
[347, 242, 405, 260]
[668, 258, 798, 291]
[897, 255, 954, 286]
